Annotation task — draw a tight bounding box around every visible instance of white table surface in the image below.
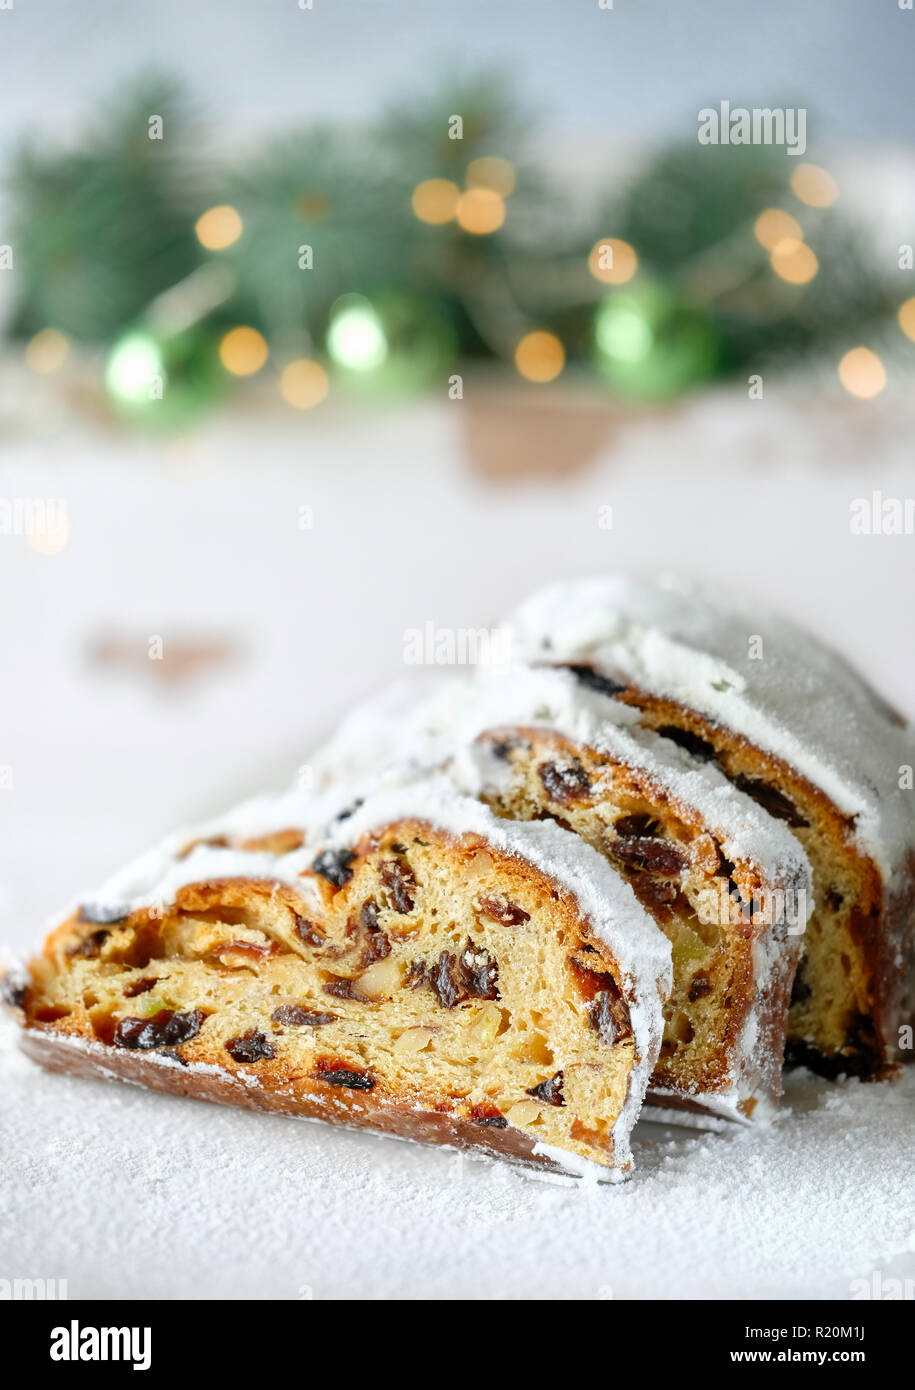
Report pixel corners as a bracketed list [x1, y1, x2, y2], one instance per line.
[2, 387, 914, 1298]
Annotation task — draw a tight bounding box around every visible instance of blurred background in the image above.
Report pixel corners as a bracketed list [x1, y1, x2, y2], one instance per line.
[1, 0, 914, 951]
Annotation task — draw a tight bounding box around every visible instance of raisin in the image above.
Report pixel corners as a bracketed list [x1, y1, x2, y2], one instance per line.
[224, 1029, 275, 1063]
[323, 978, 361, 1000]
[379, 859, 417, 914]
[271, 1005, 337, 1027]
[731, 774, 809, 829]
[688, 975, 712, 1003]
[360, 899, 380, 930]
[294, 914, 326, 948]
[313, 1060, 374, 1091]
[477, 895, 531, 927]
[77, 904, 127, 926]
[825, 888, 844, 913]
[428, 939, 499, 1008]
[656, 725, 717, 764]
[123, 976, 158, 998]
[568, 959, 631, 1042]
[610, 835, 687, 876]
[67, 929, 110, 959]
[360, 929, 391, 967]
[562, 664, 627, 698]
[333, 800, 364, 823]
[538, 758, 592, 805]
[405, 960, 426, 989]
[567, 956, 608, 1001]
[311, 848, 356, 888]
[630, 875, 680, 920]
[489, 734, 530, 760]
[526, 1070, 565, 1106]
[470, 1106, 508, 1128]
[613, 813, 660, 838]
[590, 989, 631, 1045]
[715, 851, 752, 914]
[114, 1009, 205, 1050]
[1, 977, 26, 1009]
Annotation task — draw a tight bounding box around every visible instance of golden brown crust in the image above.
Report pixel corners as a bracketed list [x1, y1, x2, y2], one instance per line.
[476, 724, 800, 1115]
[17, 1026, 566, 1174]
[617, 686, 905, 1075]
[17, 820, 653, 1174]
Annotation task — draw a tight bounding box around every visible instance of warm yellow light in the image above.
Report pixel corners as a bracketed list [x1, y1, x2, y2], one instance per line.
[790, 164, 838, 209]
[588, 238, 638, 286]
[456, 188, 505, 235]
[770, 237, 819, 285]
[280, 359, 329, 409]
[411, 178, 460, 225]
[897, 297, 915, 344]
[219, 326, 268, 376]
[25, 328, 69, 374]
[838, 347, 886, 399]
[753, 208, 803, 251]
[195, 205, 243, 251]
[514, 331, 565, 383]
[466, 156, 516, 198]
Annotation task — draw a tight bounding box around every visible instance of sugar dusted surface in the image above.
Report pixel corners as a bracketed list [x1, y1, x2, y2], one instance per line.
[507, 576, 915, 884]
[3, 1015, 912, 1299]
[318, 776, 673, 1167]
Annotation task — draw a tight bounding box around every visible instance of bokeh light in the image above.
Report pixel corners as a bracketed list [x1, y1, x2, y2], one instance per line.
[195, 205, 244, 250]
[280, 359, 330, 409]
[326, 296, 388, 371]
[219, 326, 268, 376]
[838, 347, 886, 399]
[456, 188, 505, 235]
[897, 297, 915, 343]
[588, 238, 638, 286]
[770, 238, 819, 285]
[596, 300, 653, 362]
[465, 156, 516, 198]
[790, 164, 838, 209]
[514, 331, 565, 383]
[105, 332, 166, 402]
[411, 178, 460, 225]
[25, 328, 69, 374]
[754, 209, 803, 251]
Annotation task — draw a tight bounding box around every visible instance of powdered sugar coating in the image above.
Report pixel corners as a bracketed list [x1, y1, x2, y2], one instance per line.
[311, 669, 812, 1119]
[54, 770, 672, 1178]
[315, 775, 673, 1170]
[507, 575, 915, 885]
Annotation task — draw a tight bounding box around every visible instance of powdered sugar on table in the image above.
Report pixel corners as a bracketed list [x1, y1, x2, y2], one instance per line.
[2, 1015, 912, 1299]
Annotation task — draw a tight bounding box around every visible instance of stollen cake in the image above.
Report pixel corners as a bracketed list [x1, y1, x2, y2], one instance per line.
[506, 576, 915, 1078]
[13, 778, 673, 1180]
[315, 666, 814, 1121]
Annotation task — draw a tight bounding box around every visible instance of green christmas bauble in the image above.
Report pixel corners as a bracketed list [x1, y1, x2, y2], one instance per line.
[594, 281, 719, 402]
[104, 322, 224, 428]
[325, 290, 457, 397]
